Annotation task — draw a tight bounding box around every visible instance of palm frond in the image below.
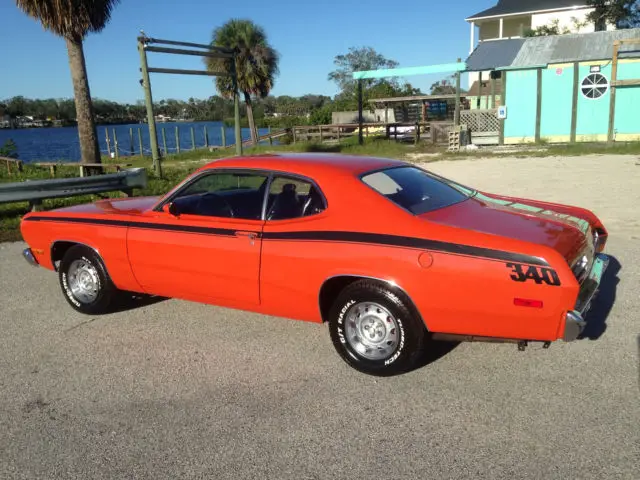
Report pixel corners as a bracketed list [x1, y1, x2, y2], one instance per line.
[15, 0, 120, 39]
[204, 18, 279, 100]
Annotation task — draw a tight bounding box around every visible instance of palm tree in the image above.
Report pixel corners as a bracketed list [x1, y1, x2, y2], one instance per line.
[206, 19, 279, 146]
[15, 0, 120, 165]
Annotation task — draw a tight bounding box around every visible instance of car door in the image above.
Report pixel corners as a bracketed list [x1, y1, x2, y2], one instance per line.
[259, 174, 329, 320]
[126, 170, 269, 305]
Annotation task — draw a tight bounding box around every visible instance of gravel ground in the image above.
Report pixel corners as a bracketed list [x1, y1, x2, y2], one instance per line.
[0, 154, 638, 479]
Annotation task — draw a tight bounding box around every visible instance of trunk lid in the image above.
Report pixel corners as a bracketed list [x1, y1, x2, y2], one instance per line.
[421, 193, 588, 263]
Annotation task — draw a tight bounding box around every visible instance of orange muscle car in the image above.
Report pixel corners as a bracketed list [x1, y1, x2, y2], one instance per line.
[20, 154, 609, 376]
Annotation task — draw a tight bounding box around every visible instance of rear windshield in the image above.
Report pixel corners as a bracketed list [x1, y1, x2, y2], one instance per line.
[361, 166, 473, 215]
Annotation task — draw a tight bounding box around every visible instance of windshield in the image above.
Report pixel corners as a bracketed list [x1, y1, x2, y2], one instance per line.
[361, 166, 473, 215]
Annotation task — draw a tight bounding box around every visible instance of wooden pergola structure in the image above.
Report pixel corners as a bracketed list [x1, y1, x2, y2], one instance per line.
[367, 93, 469, 124]
[352, 61, 467, 144]
[137, 35, 242, 177]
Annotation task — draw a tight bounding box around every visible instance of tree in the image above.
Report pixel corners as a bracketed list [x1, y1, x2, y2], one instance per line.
[16, 1, 119, 165]
[328, 47, 400, 95]
[329, 47, 419, 113]
[430, 75, 459, 95]
[586, 1, 640, 29]
[206, 19, 279, 145]
[0, 139, 18, 159]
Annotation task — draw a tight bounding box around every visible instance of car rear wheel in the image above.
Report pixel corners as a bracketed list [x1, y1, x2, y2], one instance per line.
[58, 245, 117, 314]
[328, 279, 426, 376]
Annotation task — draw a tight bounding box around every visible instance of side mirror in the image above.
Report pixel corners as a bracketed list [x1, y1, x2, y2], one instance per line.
[162, 202, 179, 217]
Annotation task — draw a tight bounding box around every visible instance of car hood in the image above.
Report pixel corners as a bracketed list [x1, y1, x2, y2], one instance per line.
[420, 193, 588, 262]
[52, 196, 161, 215]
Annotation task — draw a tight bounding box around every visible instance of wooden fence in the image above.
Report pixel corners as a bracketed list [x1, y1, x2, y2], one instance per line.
[290, 122, 455, 145]
[460, 109, 499, 145]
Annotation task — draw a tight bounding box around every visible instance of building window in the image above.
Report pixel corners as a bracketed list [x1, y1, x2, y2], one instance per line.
[581, 73, 609, 99]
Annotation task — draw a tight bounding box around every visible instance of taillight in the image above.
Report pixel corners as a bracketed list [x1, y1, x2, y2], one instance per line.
[514, 298, 544, 308]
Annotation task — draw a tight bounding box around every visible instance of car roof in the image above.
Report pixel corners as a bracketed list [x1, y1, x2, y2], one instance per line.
[198, 153, 408, 178]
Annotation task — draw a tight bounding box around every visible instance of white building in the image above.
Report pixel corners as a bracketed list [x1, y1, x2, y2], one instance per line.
[465, 0, 616, 86]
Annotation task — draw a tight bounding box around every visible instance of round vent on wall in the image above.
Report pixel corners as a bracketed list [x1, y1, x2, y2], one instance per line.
[581, 73, 609, 100]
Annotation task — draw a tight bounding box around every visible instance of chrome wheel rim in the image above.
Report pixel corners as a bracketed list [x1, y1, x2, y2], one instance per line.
[344, 302, 399, 361]
[67, 259, 100, 304]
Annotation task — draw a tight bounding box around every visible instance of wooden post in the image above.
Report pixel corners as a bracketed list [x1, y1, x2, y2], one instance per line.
[204, 126, 209, 147]
[129, 127, 134, 155]
[570, 62, 579, 143]
[113, 128, 119, 159]
[293, 127, 297, 144]
[535, 68, 542, 143]
[477, 71, 483, 109]
[175, 126, 180, 153]
[221, 126, 226, 147]
[499, 71, 507, 146]
[454, 58, 462, 127]
[137, 37, 161, 176]
[337, 126, 341, 142]
[162, 128, 168, 155]
[138, 128, 143, 156]
[105, 128, 111, 156]
[607, 41, 620, 143]
[268, 126, 273, 146]
[357, 79, 364, 145]
[190, 127, 196, 150]
[490, 72, 496, 108]
[319, 126, 323, 142]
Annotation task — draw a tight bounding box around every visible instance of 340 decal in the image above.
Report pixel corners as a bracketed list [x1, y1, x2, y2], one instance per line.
[506, 263, 561, 286]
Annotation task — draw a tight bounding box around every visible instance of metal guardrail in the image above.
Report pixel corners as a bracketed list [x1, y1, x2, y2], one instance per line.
[0, 167, 148, 211]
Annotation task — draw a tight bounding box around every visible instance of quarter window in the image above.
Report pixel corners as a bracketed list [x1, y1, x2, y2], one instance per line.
[266, 176, 326, 220]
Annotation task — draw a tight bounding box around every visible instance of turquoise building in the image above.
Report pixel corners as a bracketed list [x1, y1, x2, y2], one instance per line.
[465, 29, 640, 144]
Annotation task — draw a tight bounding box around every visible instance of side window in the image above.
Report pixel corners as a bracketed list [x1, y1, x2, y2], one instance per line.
[266, 176, 326, 221]
[171, 172, 268, 220]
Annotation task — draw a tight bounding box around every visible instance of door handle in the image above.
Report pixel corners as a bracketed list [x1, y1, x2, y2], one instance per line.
[235, 231, 258, 239]
[235, 231, 258, 245]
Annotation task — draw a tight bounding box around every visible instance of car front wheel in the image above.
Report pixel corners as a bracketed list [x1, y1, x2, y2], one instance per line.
[58, 245, 117, 315]
[328, 279, 426, 376]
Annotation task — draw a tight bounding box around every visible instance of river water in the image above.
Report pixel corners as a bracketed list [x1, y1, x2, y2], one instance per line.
[0, 121, 271, 163]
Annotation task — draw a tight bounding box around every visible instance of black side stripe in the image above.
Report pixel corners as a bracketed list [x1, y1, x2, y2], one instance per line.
[261, 231, 549, 267]
[24, 215, 235, 237]
[24, 216, 548, 267]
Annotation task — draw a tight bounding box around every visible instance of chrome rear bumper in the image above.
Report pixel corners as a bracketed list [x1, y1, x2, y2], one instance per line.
[563, 253, 609, 341]
[22, 248, 39, 267]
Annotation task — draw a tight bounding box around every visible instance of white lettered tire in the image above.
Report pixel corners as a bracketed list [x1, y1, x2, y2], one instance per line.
[58, 245, 117, 315]
[328, 279, 426, 376]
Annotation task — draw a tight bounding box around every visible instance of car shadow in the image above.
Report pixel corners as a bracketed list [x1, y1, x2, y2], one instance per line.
[578, 254, 621, 341]
[108, 292, 168, 314]
[411, 338, 460, 372]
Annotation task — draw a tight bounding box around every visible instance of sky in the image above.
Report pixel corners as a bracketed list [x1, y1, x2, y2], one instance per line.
[0, 0, 482, 103]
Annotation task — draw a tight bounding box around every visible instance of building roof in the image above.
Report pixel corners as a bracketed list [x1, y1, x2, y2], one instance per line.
[465, 29, 640, 71]
[465, 38, 525, 71]
[467, 0, 588, 21]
